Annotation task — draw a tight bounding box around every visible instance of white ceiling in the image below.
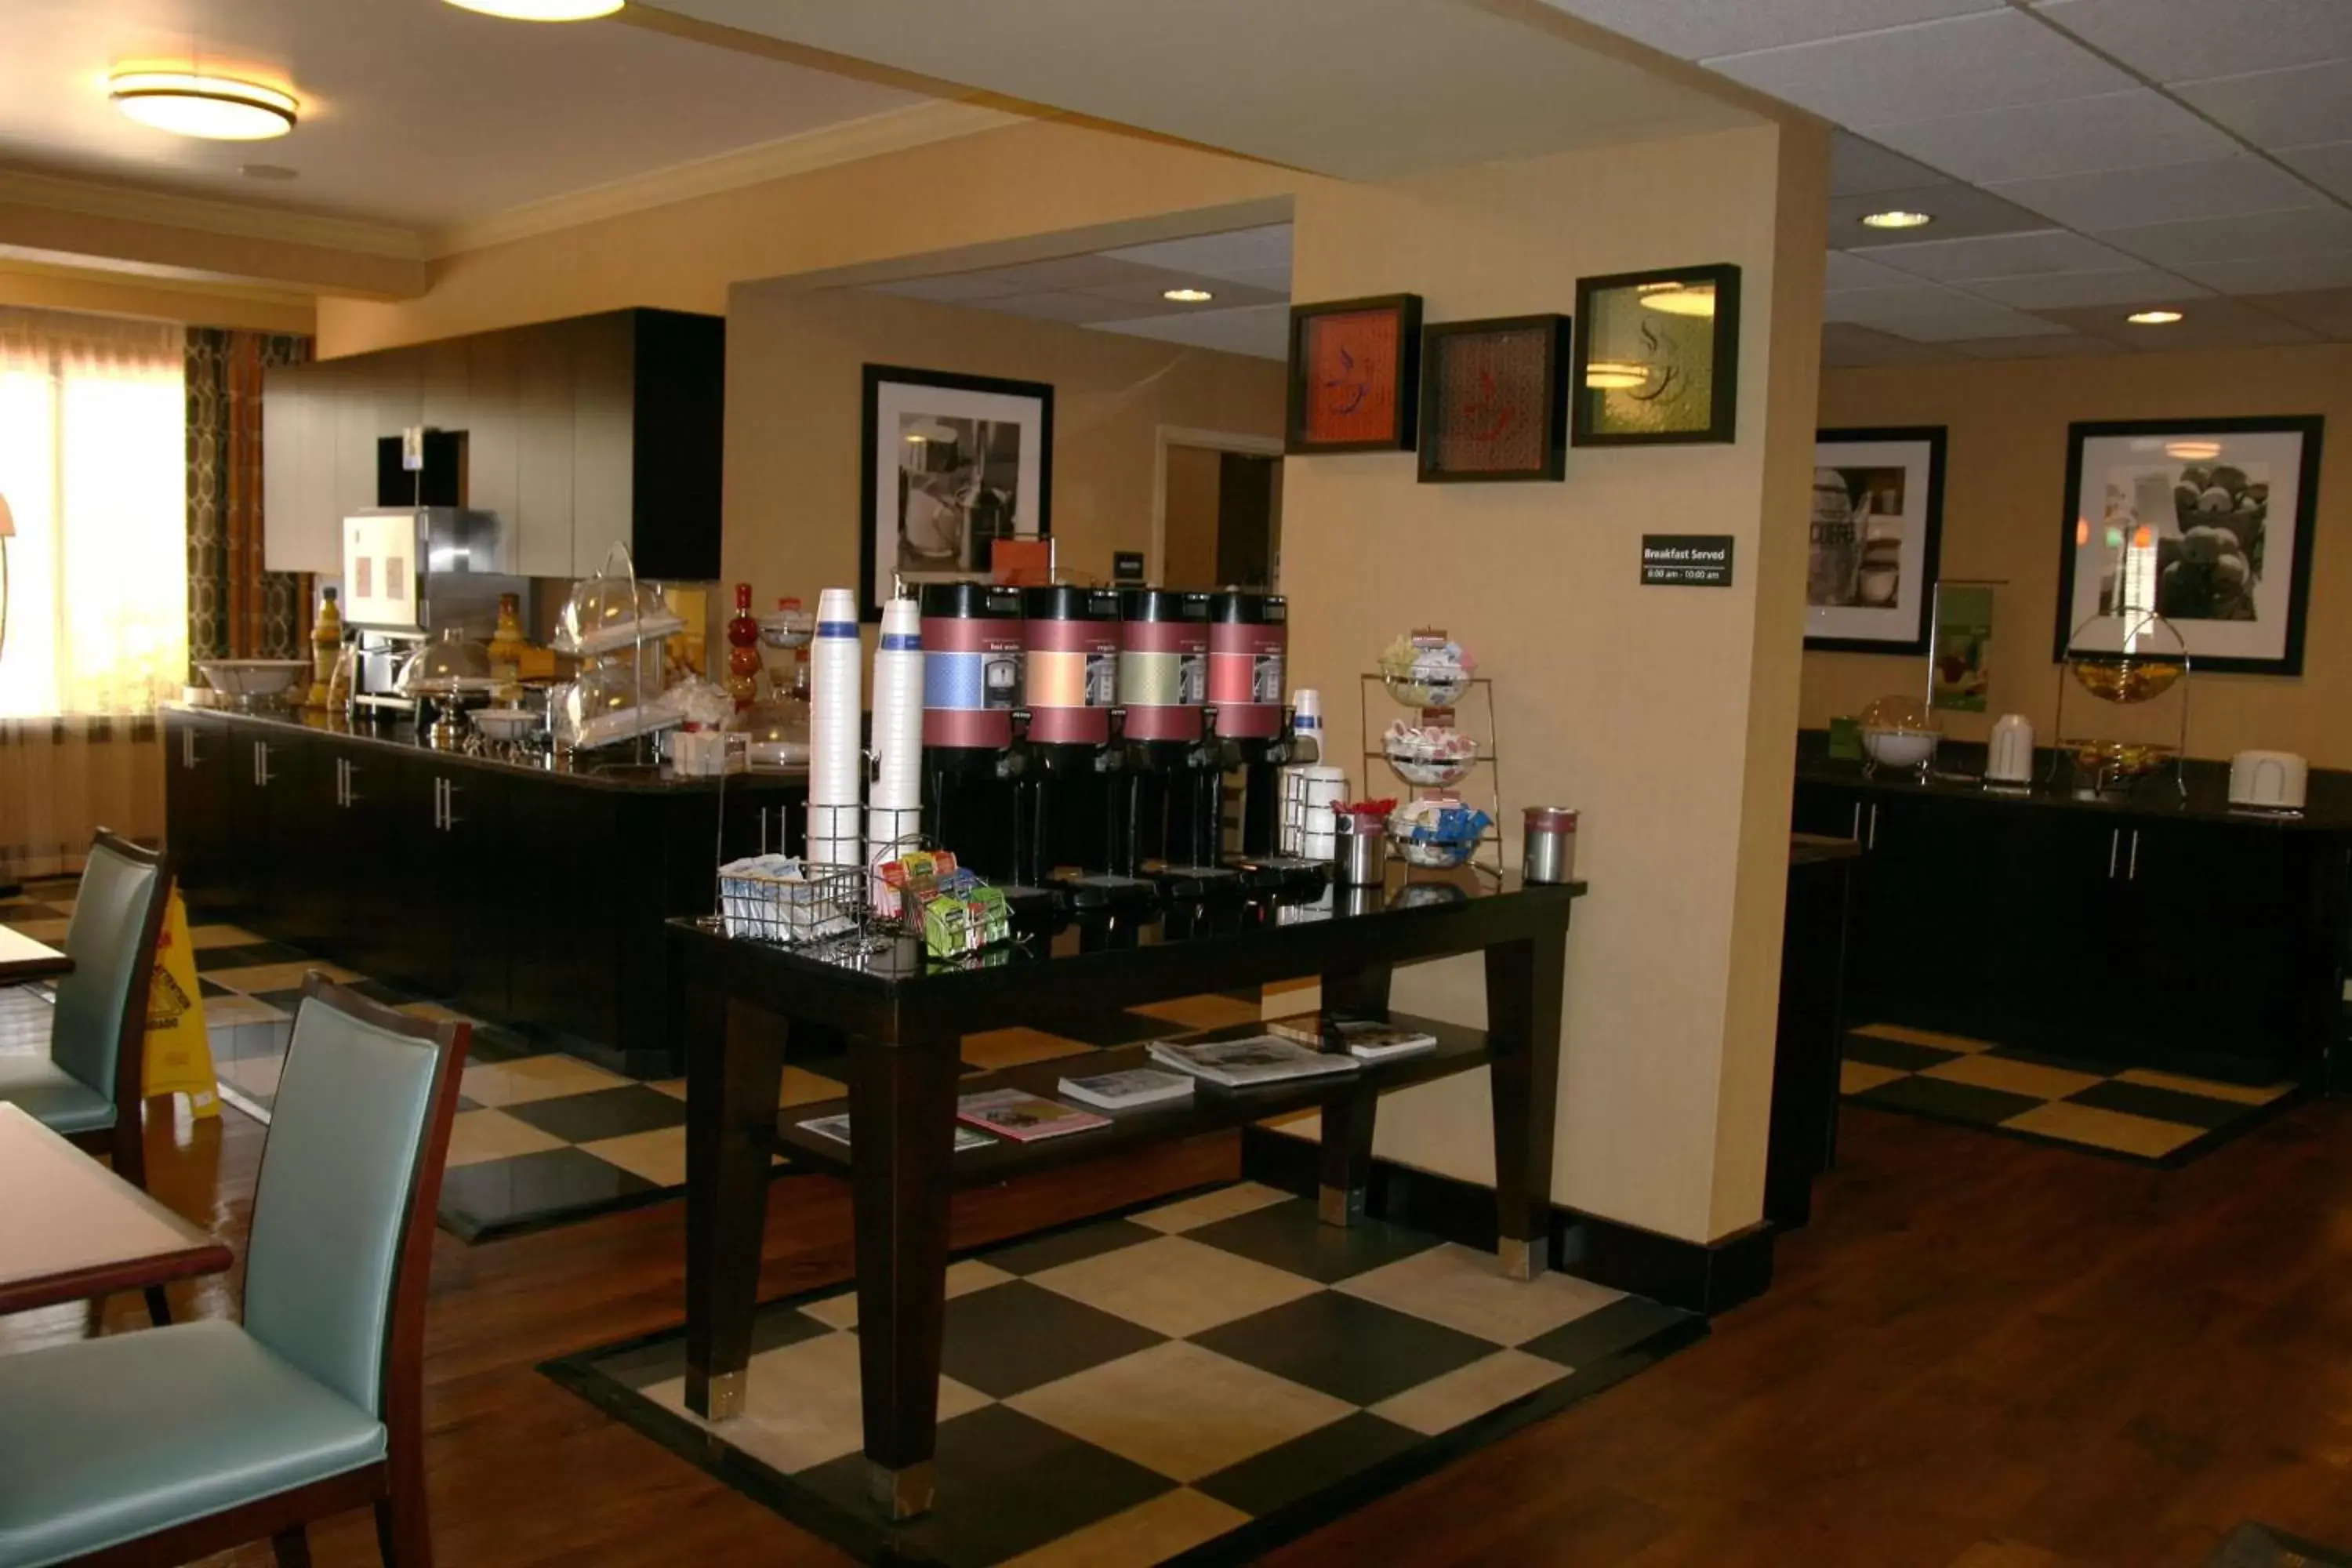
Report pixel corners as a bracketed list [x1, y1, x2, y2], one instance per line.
[656, 0, 1758, 180]
[1540, 0, 2352, 361]
[864, 224, 1295, 359]
[0, 0, 931, 229]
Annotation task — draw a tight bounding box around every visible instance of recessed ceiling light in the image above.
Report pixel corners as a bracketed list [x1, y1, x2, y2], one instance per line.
[1584, 361, 1648, 390]
[1162, 287, 1215, 303]
[239, 162, 297, 180]
[108, 71, 297, 140]
[444, 0, 625, 18]
[1860, 209, 1934, 230]
[2127, 309, 2184, 325]
[1636, 281, 1716, 318]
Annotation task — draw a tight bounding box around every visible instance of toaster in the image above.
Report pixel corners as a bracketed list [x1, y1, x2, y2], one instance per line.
[2229, 750, 2308, 811]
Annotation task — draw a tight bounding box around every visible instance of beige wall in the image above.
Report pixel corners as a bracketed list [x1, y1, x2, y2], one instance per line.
[0, 263, 314, 336]
[1160, 445, 1224, 588]
[723, 285, 1285, 604]
[1281, 120, 1828, 1245]
[1804, 343, 2352, 766]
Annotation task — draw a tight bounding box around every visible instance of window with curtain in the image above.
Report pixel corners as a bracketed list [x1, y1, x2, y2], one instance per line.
[0, 307, 187, 718]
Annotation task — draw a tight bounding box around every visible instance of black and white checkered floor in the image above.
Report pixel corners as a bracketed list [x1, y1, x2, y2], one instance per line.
[546, 1181, 1704, 1568]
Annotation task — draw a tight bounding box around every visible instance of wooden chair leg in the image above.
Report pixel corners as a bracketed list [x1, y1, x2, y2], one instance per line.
[144, 1285, 172, 1327]
[272, 1525, 312, 1568]
[375, 1494, 432, 1568]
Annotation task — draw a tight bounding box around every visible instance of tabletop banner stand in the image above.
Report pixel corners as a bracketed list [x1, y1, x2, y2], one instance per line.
[143, 890, 220, 1120]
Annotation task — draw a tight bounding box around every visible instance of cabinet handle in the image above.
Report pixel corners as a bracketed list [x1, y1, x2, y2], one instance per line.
[1867, 803, 1878, 851]
[2129, 829, 2140, 881]
[254, 741, 273, 787]
[344, 760, 361, 807]
[182, 728, 196, 769]
[443, 779, 463, 831]
[430, 777, 445, 831]
[1849, 802, 1861, 842]
[2107, 829, 2121, 880]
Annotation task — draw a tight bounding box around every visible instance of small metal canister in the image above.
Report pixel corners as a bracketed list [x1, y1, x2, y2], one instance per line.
[1522, 807, 1578, 884]
[1337, 815, 1388, 886]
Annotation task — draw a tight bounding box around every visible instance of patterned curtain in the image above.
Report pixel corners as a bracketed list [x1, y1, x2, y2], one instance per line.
[187, 328, 311, 664]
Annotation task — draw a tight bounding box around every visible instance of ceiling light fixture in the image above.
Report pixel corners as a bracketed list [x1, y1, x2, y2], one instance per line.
[2127, 309, 2183, 325]
[443, 0, 626, 19]
[1637, 281, 1716, 318]
[1584, 361, 1649, 390]
[1860, 209, 1933, 230]
[1162, 287, 1215, 303]
[108, 71, 297, 140]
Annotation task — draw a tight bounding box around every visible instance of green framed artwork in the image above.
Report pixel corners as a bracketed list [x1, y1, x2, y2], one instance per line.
[1570, 263, 1740, 447]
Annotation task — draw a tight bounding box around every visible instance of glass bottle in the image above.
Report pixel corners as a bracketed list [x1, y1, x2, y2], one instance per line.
[724, 583, 760, 709]
[487, 592, 528, 681]
[308, 586, 343, 708]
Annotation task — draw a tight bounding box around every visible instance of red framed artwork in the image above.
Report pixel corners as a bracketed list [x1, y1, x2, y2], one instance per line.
[1286, 294, 1422, 454]
[1417, 314, 1569, 484]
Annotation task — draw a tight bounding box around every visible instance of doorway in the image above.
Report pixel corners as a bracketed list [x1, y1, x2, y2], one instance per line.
[1153, 427, 1284, 589]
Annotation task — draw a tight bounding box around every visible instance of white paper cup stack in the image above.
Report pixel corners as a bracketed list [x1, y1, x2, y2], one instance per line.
[808, 587, 864, 867]
[867, 597, 926, 884]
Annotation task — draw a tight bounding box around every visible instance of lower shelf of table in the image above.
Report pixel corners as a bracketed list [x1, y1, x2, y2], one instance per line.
[762, 1012, 1494, 1188]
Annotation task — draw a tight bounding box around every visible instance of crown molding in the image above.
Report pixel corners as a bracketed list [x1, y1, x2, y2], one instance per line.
[0, 168, 426, 260]
[428, 98, 1025, 259]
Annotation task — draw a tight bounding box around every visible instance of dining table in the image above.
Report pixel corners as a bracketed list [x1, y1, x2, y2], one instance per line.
[0, 1102, 233, 1316]
[0, 925, 72, 985]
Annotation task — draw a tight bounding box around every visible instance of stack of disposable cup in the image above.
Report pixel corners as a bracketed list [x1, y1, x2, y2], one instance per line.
[808, 587, 864, 867]
[867, 598, 925, 874]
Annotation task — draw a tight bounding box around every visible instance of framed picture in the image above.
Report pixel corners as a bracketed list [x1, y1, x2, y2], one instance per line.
[860, 364, 1053, 622]
[1570, 263, 1740, 447]
[1416, 314, 1570, 484]
[2053, 416, 2324, 676]
[1806, 426, 1947, 655]
[1286, 294, 1422, 454]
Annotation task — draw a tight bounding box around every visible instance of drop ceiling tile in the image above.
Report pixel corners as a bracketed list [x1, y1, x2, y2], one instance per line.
[2174, 60, 2352, 151]
[1862, 228, 2142, 283]
[984, 255, 1176, 292]
[1820, 323, 1963, 368]
[1830, 183, 2057, 249]
[1089, 304, 1291, 361]
[982, 291, 1144, 325]
[1869, 91, 2238, 186]
[1201, 264, 1295, 297]
[2170, 252, 2352, 296]
[2238, 286, 2352, 338]
[1101, 225, 1292, 283]
[1535, 0, 1999, 61]
[1824, 250, 1919, 292]
[2281, 141, 2352, 202]
[1990, 155, 2321, 231]
[1820, 282, 1980, 326]
[2038, 296, 2320, 350]
[2032, 0, 2352, 85]
[1951, 332, 2125, 361]
[1831, 132, 1954, 198]
[1074, 272, 1287, 311]
[2096, 205, 2352, 265]
[1879, 305, 2078, 343]
[1706, 10, 2136, 128]
[1963, 267, 2212, 310]
[866, 274, 1029, 304]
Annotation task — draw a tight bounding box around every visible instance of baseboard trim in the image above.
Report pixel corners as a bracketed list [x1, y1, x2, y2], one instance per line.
[1239, 1127, 1774, 1316]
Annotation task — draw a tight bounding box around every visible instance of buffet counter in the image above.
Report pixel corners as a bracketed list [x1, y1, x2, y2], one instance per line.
[162, 703, 805, 1075]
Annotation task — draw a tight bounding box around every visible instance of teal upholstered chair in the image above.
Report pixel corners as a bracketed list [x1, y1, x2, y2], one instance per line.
[0, 974, 470, 1568]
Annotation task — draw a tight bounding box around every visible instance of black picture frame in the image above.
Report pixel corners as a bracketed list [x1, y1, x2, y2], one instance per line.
[1285, 293, 1423, 455]
[1805, 426, 1948, 655]
[1570, 263, 1740, 448]
[2053, 415, 2324, 677]
[859, 364, 1054, 623]
[1415, 314, 1570, 485]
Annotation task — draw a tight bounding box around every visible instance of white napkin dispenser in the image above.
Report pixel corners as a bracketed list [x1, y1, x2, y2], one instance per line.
[2229, 750, 2307, 810]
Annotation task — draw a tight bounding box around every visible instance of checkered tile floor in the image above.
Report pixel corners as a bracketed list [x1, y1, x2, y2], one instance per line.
[546, 1182, 1702, 1568]
[1842, 1022, 2299, 1166]
[4, 877, 1279, 1240]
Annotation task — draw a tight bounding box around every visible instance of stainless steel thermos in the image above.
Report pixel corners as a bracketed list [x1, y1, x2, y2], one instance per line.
[1522, 807, 1578, 884]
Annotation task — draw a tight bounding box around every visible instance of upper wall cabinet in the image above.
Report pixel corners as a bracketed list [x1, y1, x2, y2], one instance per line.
[261, 308, 725, 583]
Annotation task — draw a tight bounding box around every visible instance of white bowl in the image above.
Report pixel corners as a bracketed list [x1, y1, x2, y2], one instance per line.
[195, 659, 309, 700]
[1861, 727, 1938, 770]
[473, 707, 540, 742]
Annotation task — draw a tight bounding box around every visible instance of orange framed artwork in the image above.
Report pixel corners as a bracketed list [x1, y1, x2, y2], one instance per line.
[1286, 294, 1422, 454]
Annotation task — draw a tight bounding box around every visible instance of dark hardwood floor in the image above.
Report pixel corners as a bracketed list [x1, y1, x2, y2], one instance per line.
[15, 1091, 2352, 1566]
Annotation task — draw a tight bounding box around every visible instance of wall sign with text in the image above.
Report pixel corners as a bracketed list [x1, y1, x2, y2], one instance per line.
[1641, 535, 1735, 587]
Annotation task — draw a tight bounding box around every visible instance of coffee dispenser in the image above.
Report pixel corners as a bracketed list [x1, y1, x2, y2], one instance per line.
[1020, 585, 1140, 895]
[1209, 590, 1289, 858]
[920, 583, 1029, 881]
[1114, 588, 1222, 877]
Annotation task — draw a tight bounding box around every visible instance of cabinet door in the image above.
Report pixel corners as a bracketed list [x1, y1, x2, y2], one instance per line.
[261, 373, 336, 575]
[467, 331, 521, 528]
[508, 784, 622, 1045]
[1791, 780, 1864, 841]
[331, 361, 383, 521]
[332, 747, 405, 980]
[515, 325, 577, 578]
[571, 314, 634, 577]
[1844, 792, 2008, 1030]
[435, 768, 511, 1018]
[222, 725, 301, 934]
[164, 712, 233, 913]
[416, 339, 470, 444]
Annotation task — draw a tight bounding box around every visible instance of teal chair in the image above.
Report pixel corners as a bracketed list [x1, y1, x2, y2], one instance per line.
[0, 831, 172, 1322]
[0, 974, 470, 1568]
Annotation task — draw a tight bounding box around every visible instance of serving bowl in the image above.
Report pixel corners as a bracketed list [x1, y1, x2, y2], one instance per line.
[472, 707, 540, 742]
[1381, 669, 1472, 710]
[1860, 727, 1938, 771]
[195, 659, 309, 704]
[1382, 728, 1479, 788]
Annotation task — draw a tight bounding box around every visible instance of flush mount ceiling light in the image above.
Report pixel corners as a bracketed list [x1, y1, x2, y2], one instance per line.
[1860, 209, 1933, 230]
[1636, 281, 1716, 318]
[109, 71, 297, 140]
[443, 0, 626, 18]
[1162, 287, 1215, 303]
[2128, 309, 2184, 325]
[1584, 360, 1649, 390]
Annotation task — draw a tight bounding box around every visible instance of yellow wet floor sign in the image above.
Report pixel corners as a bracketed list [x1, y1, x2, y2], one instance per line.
[144, 890, 220, 1118]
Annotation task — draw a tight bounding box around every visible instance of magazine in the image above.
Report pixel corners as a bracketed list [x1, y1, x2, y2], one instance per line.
[1146, 1034, 1362, 1089]
[1057, 1068, 1197, 1111]
[1269, 1013, 1439, 1061]
[955, 1089, 1110, 1143]
[797, 1113, 995, 1152]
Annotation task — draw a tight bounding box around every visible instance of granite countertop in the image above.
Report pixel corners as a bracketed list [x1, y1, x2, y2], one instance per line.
[166, 702, 806, 795]
[1794, 730, 2352, 833]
